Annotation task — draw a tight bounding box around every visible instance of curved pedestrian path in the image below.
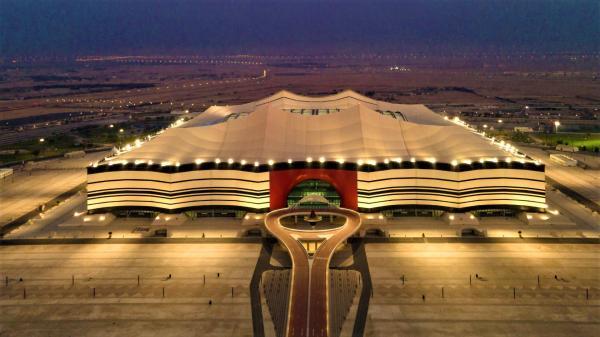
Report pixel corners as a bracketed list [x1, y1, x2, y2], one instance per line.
[264, 207, 361, 337]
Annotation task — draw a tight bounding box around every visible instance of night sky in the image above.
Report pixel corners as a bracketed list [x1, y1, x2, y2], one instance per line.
[1, 0, 598, 56]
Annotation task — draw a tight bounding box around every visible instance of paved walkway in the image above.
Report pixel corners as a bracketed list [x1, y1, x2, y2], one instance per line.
[363, 242, 600, 337]
[0, 243, 261, 337]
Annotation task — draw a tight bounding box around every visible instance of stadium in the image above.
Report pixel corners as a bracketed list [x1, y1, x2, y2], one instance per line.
[86, 90, 546, 217]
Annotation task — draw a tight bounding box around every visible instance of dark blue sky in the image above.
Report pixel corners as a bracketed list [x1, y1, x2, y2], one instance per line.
[1, 0, 598, 56]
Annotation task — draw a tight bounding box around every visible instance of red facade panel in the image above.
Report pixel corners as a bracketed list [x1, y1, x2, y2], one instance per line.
[269, 169, 358, 210]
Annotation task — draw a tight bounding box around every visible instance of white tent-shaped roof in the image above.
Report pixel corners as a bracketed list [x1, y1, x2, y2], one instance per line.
[118, 90, 508, 164]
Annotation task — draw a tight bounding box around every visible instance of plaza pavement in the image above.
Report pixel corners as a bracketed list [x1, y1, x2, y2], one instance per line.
[362, 242, 600, 337]
[0, 242, 597, 337]
[0, 243, 261, 337]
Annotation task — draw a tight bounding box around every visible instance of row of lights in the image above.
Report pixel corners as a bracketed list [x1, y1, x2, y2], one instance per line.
[445, 116, 538, 164]
[103, 156, 528, 168]
[100, 118, 183, 165]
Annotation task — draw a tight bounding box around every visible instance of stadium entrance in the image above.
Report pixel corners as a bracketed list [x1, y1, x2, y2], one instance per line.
[287, 179, 341, 208]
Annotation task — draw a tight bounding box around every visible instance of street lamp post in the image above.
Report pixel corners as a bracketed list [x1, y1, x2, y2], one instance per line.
[554, 121, 560, 133]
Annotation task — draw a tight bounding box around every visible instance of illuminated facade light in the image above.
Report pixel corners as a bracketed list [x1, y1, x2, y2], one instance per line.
[319, 156, 325, 163]
[451, 160, 458, 166]
[254, 161, 259, 167]
[288, 158, 292, 164]
[148, 160, 153, 165]
[410, 157, 416, 163]
[357, 159, 364, 166]
[241, 159, 247, 165]
[393, 157, 402, 163]
[227, 158, 234, 164]
[383, 158, 390, 164]
[195, 159, 204, 165]
[337, 158, 345, 164]
[215, 158, 221, 164]
[175, 162, 180, 167]
[268, 159, 274, 166]
[306, 157, 313, 163]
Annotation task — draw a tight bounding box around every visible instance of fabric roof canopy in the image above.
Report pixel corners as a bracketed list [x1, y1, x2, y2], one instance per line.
[118, 90, 509, 164]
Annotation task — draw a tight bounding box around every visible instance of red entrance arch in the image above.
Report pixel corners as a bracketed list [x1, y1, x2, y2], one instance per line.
[269, 169, 358, 210]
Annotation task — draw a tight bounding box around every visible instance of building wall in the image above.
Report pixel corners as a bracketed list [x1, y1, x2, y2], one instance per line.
[269, 169, 358, 210]
[87, 170, 270, 211]
[357, 168, 546, 210]
[87, 167, 546, 212]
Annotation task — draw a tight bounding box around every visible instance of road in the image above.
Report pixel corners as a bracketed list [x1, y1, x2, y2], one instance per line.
[264, 207, 361, 337]
[519, 145, 600, 207]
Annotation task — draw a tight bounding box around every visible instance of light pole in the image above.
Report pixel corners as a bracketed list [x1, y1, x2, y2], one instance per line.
[554, 121, 560, 133]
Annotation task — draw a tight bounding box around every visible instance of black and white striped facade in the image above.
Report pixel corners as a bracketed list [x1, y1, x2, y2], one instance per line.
[88, 168, 271, 211]
[356, 167, 545, 211]
[87, 160, 546, 212]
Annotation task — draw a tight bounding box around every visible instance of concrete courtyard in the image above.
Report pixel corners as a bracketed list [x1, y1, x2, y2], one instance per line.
[0, 243, 261, 337]
[0, 242, 598, 337]
[364, 242, 599, 337]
